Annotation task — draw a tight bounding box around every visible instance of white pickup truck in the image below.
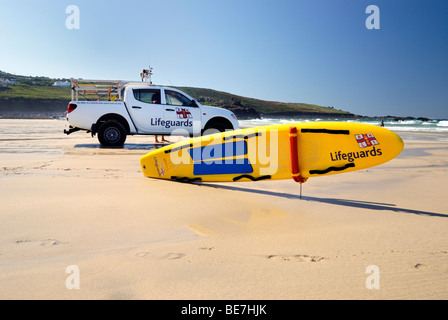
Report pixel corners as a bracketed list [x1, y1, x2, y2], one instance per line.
[64, 79, 239, 146]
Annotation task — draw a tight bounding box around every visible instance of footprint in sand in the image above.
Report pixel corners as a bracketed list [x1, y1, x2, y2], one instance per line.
[199, 247, 214, 251]
[163, 253, 186, 260]
[134, 251, 186, 260]
[136, 251, 150, 257]
[15, 239, 31, 244]
[15, 239, 66, 247]
[267, 254, 326, 262]
[414, 263, 429, 270]
[40, 239, 66, 246]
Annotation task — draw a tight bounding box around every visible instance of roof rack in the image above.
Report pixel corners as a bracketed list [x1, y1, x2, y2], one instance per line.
[70, 79, 152, 101]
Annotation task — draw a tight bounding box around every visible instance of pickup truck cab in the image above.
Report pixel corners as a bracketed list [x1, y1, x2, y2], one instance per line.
[65, 80, 239, 146]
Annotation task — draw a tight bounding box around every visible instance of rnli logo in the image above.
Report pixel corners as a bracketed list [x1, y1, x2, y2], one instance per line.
[176, 108, 192, 119]
[355, 133, 379, 148]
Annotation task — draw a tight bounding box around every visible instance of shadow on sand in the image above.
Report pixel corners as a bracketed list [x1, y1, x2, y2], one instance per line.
[197, 183, 447, 218]
[74, 143, 170, 150]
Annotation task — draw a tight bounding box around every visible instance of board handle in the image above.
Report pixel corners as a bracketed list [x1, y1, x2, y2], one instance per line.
[289, 127, 307, 184]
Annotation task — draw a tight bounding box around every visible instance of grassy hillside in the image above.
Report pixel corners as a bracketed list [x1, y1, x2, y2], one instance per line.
[175, 86, 351, 116]
[0, 84, 71, 100]
[0, 71, 354, 118]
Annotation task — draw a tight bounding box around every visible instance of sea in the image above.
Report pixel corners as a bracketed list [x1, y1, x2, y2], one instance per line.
[239, 118, 448, 141]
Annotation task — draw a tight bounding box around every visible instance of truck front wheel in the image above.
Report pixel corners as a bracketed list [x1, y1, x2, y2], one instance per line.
[98, 121, 127, 147]
[203, 119, 233, 136]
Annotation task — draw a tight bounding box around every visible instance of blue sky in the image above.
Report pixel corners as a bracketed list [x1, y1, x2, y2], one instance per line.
[0, 0, 447, 118]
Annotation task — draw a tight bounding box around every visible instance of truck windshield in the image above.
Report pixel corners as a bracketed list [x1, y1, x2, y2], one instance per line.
[133, 89, 161, 104]
[165, 90, 192, 106]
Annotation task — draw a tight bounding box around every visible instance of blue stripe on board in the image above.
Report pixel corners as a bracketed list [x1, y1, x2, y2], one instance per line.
[188, 140, 248, 162]
[193, 158, 253, 176]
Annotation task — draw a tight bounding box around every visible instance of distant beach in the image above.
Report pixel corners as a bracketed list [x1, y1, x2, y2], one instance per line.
[240, 117, 448, 136]
[0, 119, 447, 299]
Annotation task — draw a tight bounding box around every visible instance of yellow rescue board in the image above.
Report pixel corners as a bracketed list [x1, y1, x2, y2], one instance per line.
[140, 122, 404, 183]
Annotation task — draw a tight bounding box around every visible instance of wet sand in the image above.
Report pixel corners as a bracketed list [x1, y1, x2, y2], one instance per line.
[0, 119, 447, 300]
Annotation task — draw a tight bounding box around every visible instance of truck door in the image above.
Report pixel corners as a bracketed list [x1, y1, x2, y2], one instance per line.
[163, 89, 201, 136]
[128, 88, 165, 134]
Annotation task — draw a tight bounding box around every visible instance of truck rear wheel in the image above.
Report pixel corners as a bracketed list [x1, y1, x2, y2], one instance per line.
[98, 121, 127, 146]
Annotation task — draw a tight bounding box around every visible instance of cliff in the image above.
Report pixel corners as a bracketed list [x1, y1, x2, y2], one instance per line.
[0, 71, 355, 119]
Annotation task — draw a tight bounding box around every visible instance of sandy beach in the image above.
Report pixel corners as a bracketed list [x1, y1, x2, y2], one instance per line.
[0, 119, 447, 300]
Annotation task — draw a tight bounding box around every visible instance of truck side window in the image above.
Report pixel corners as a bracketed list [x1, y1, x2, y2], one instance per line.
[165, 90, 192, 106]
[133, 89, 161, 104]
